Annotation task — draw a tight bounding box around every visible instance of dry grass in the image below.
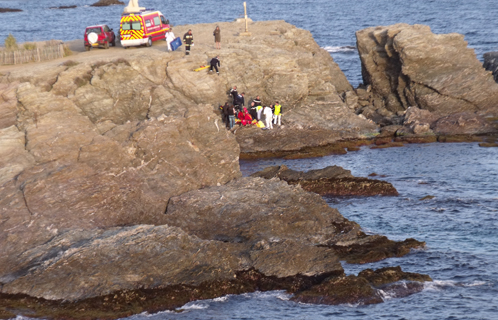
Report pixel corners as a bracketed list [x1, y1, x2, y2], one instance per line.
[63, 44, 73, 56]
[23, 42, 37, 50]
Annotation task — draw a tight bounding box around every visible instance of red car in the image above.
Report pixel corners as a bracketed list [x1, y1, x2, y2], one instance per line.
[84, 25, 116, 50]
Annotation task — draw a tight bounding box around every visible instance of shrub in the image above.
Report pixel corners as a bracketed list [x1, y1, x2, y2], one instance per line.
[4, 34, 18, 51]
[23, 42, 37, 50]
[63, 44, 73, 56]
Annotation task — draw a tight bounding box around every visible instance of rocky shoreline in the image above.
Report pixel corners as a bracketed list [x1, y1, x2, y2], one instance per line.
[1, 19, 497, 319]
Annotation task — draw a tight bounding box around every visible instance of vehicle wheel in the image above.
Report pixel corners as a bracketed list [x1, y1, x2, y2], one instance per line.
[85, 46, 90, 51]
[124, 46, 128, 49]
[111, 40, 116, 47]
[146, 37, 152, 47]
[104, 41, 109, 49]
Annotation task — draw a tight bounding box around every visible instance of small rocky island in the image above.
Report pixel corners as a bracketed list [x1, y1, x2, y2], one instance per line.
[1, 19, 497, 319]
[91, 0, 125, 7]
[0, 8, 22, 13]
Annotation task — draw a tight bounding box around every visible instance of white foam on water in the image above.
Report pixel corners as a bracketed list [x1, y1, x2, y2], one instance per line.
[213, 295, 229, 302]
[138, 309, 175, 318]
[377, 282, 411, 301]
[378, 288, 396, 301]
[180, 302, 209, 310]
[323, 46, 356, 53]
[275, 291, 292, 301]
[423, 279, 457, 291]
[462, 280, 488, 287]
[243, 290, 288, 300]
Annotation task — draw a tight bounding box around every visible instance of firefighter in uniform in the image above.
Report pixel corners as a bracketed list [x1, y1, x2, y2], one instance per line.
[183, 29, 194, 55]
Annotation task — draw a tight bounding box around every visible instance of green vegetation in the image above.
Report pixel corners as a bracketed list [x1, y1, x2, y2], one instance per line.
[4, 34, 18, 51]
[23, 42, 37, 50]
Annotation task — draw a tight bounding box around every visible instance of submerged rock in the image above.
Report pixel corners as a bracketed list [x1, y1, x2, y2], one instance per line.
[292, 275, 383, 305]
[292, 266, 431, 306]
[251, 165, 399, 196]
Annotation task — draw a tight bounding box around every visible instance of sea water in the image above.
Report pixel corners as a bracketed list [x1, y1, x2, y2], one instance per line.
[2, 1, 498, 319]
[1, 0, 498, 86]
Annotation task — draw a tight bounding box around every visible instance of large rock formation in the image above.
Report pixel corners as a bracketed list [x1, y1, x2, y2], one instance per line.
[0, 176, 424, 304]
[0, 20, 425, 317]
[0, 52, 241, 301]
[355, 23, 498, 137]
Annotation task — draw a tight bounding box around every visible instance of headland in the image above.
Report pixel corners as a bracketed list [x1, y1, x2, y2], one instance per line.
[1, 19, 497, 319]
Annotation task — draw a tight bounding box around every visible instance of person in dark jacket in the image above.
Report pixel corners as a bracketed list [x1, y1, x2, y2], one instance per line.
[235, 92, 245, 111]
[213, 26, 221, 49]
[183, 29, 193, 55]
[222, 102, 230, 128]
[209, 56, 220, 74]
[252, 96, 262, 107]
[230, 86, 238, 105]
[249, 102, 258, 121]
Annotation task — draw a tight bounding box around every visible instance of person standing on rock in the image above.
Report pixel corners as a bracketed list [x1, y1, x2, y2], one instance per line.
[253, 96, 262, 107]
[263, 105, 273, 129]
[236, 92, 245, 111]
[256, 104, 263, 121]
[209, 56, 220, 75]
[165, 27, 176, 51]
[230, 86, 238, 105]
[227, 104, 236, 129]
[183, 29, 194, 55]
[213, 26, 221, 49]
[222, 102, 230, 128]
[249, 101, 258, 121]
[273, 101, 282, 126]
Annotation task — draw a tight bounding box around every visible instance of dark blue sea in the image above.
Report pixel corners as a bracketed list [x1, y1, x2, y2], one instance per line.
[2, 1, 498, 319]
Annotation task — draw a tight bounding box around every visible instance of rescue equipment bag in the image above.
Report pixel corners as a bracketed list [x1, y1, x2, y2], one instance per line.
[171, 37, 182, 51]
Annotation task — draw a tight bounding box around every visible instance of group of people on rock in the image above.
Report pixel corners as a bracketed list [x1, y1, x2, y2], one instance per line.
[220, 86, 283, 130]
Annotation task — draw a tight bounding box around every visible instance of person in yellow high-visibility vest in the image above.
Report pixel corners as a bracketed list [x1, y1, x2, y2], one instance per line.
[273, 101, 282, 126]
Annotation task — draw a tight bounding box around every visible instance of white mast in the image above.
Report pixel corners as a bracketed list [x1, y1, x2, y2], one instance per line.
[123, 0, 145, 14]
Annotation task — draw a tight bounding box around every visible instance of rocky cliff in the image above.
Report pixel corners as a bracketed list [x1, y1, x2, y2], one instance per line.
[355, 23, 498, 138]
[0, 20, 425, 318]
